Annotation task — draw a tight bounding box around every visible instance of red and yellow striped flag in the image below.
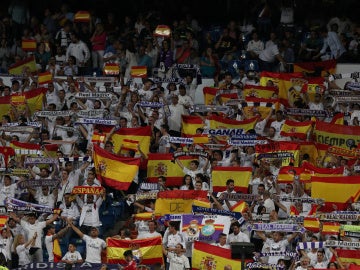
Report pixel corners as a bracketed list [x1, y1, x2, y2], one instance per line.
[299, 142, 319, 166]
[8, 56, 37, 75]
[303, 217, 320, 232]
[103, 63, 120, 75]
[146, 153, 194, 187]
[24, 87, 47, 116]
[208, 115, 257, 133]
[211, 166, 252, 193]
[154, 25, 171, 37]
[154, 190, 209, 215]
[22, 39, 37, 51]
[330, 112, 345, 125]
[192, 241, 241, 270]
[293, 60, 336, 77]
[230, 200, 248, 213]
[335, 249, 360, 265]
[192, 134, 210, 144]
[259, 71, 304, 107]
[276, 166, 304, 184]
[280, 119, 313, 140]
[111, 126, 151, 156]
[38, 71, 52, 85]
[202, 86, 218, 105]
[53, 238, 62, 262]
[131, 66, 147, 78]
[290, 205, 299, 216]
[311, 175, 360, 211]
[321, 221, 340, 235]
[0, 216, 8, 228]
[93, 144, 140, 191]
[181, 115, 204, 137]
[106, 236, 164, 265]
[74, 11, 90, 22]
[314, 120, 360, 150]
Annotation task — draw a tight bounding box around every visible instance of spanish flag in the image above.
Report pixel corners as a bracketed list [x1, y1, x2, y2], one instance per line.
[202, 86, 218, 105]
[74, 11, 90, 22]
[103, 63, 120, 75]
[280, 119, 313, 140]
[314, 120, 360, 150]
[240, 97, 277, 119]
[106, 236, 164, 265]
[276, 166, 304, 183]
[259, 71, 304, 107]
[43, 143, 59, 157]
[111, 126, 151, 156]
[330, 112, 345, 125]
[230, 200, 248, 213]
[131, 66, 147, 78]
[321, 222, 340, 235]
[146, 153, 194, 187]
[290, 205, 299, 216]
[93, 144, 140, 191]
[303, 217, 320, 233]
[38, 71, 52, 85]
[8, 56, 37, 75]
[311, 175, 360, 211]
[335, 249, 360, 265]
[192, 241, 241, 270]
[181, 115, 204, 137]
[293, 60, 336, 77]
[243, 85, 278, 99]
[299, 141, 319, 165]
[192, 134, 210, 144]
[0, 146, 15, 167]
[154, 190, 209, 216]
[22, 39, 37, 51]
[211, 166, 252, 193]
[53, 238, 62, 262]
[154, 25, 171, 37]
[300, 77, 326, 102]
[0, 216, 8, 228]
[23, 87, 47, 116]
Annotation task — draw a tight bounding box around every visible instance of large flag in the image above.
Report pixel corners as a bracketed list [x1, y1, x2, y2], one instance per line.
[8, 56, 37, 75]
[154, 190, 210, 216]
[311, 175, 360, 211]
[276, 166, 304, 184]
[111, 126, 151, 156]
[293, 60, 336, 77]
[192, 241, 241, 270]
[211, 166, 252, 193]
[106, 236, 164, 265]
[280, 119, 313, 140]
[259, 71, 304, 107]
[181, 115, 204, 137]
[314, 120, 360, 150]
[20, 87, 47, 116]
[93, 144, 140, 190]
[299, 142, 319, 165]
[242, 85, 278, 99]
[146, 153, 194, 187]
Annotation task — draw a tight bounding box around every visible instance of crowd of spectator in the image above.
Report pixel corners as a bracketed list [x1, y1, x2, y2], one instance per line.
[0, 1, 357, 270]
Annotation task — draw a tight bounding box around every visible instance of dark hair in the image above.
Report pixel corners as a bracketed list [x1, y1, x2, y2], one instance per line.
[226, 179, 234, 185]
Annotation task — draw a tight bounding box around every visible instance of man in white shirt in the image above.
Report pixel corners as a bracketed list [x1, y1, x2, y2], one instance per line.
[270, 110, 286, 140]
[227, 222, 250, 244]
[213, 233, 230, 249]
[216, 179, 237, 211]
[137, 220, 162, 239]
[177, 84, 193, 111]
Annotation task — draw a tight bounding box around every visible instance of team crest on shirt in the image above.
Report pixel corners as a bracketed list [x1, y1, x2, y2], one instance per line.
[200, 256, 217, 270]
[97, 160, 107, 174]
[154, 162, 167, 176]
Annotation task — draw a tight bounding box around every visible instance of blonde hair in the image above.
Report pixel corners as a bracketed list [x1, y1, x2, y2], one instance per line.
[13, 234, 24, 255]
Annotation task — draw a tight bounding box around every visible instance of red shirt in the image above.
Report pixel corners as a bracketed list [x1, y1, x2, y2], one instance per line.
[123, 260, 137, 270]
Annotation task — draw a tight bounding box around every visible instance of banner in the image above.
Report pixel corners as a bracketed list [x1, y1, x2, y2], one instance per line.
[18, 178, 59, 189]
[93, 144, 140, 191]
[5, 197, 54, 213]
[314, 120, 360, 150]
[106, 236, 164, 265]
[280, 119, 313, 140]
[192, 241, 241, 270]
[211, 166, 252, 193]
[8, 56, 37, 75]
[154, 190, 209, 216]
[181, 214, 231, 242]
[11, 141, 41, 156]
[311, 175, 360, 211]
[146, 153, 194, 187]
[11, 262, 124, 270]
[71, 186, 105, 195]
[111, 126, 151, 156]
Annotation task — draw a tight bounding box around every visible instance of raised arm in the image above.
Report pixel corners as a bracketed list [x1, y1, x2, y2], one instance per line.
[68, 219, 84, 239]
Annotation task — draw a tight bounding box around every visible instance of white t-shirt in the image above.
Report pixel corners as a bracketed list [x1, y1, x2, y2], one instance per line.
[167, 252, 190, 270]
[62, 250, 82, 262]
[45, 234, 55, 262]
[0, 183, 17, 205]
[263, 238, 289, 264]
[16, 244, 31, 266]
[82, 235, 106, 263]
[20, 220, 46, 248]
[227, 232, 250, 243]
